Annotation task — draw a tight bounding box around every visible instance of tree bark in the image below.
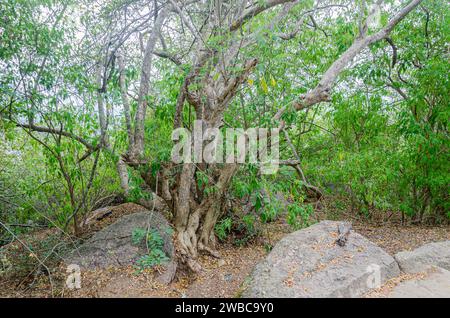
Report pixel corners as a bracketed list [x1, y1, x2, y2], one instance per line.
[131, 8, 168, 159]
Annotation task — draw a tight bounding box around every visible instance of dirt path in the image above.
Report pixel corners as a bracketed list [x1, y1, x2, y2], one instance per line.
[184, 245, 266, 297]
[1, 204, 449, 298]
[353, 223, 449, 254]
[63, 243, 267, 298]
[57, 221, 450, 298]
[68, 221, 449, 298]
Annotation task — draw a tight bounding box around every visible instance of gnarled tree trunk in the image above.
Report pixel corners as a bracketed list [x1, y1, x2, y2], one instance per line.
[113, 0, 424, 274]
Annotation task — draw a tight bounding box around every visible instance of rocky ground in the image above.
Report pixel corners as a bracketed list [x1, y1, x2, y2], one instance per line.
[0, 203, 449, 298]
[364, 267, 450, 298]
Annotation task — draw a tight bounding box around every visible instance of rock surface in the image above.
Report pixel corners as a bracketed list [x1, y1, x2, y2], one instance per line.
[65, 210, 174, 276]
[388, 267, 450, 298]
[242, 221, 400, 298]
[394, 240, 450, 273]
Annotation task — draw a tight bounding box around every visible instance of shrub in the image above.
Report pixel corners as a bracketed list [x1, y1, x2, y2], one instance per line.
[131, 227, 169, 271]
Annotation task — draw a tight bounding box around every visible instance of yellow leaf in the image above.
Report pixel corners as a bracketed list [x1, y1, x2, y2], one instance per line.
[260, 78, 268, 93]
[270, 75, 276, 87]
[247, 78, 254, 86]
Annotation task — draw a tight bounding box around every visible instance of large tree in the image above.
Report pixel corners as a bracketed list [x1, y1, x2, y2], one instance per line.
[0, 0, 425, 272]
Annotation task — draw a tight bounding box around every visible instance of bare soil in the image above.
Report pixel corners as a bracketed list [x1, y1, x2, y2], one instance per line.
[1, 203, 448, 298]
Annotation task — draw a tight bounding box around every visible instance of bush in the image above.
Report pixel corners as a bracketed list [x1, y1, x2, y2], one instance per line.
[131, 227, 170, 271]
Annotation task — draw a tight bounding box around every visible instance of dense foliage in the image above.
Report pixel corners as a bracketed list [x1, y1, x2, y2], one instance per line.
[0, 0, 448, 267]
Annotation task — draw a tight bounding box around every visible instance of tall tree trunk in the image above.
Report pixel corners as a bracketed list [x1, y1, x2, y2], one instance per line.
[172, 163, 238, 271]
[131, 8, 168, 159]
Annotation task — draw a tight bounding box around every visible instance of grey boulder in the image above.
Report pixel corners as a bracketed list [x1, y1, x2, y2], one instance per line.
[389, 267, 450, 298]
[242, 221, 400, 298]
[65, 210, 174, 274]
[394, 241, 450, 273]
